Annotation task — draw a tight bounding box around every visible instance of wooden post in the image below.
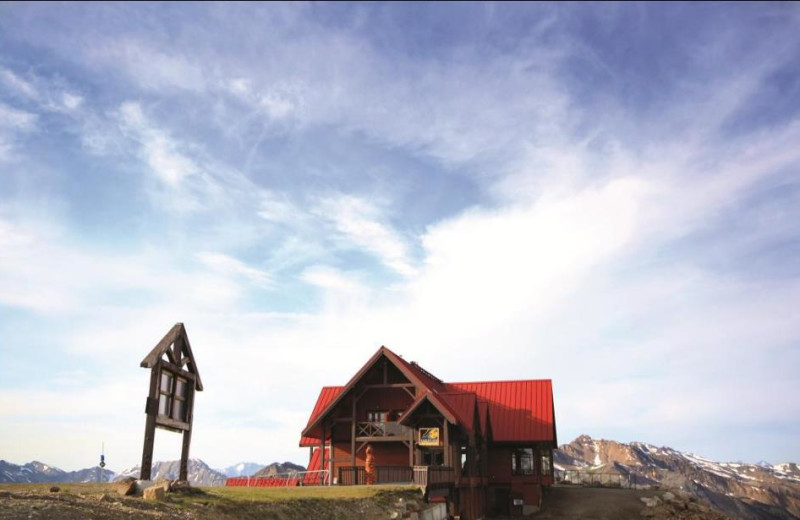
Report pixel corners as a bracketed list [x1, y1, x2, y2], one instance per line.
[140, 366, 159, 480]
[409, 430, 414, 466]
[443, 420, 450, 466]
[351, 395, 357, 467]
[180, 429, 192, 481]
[179, 383, 195, 481]
[329, 423, 335, 485]
[321, 423, 326, 485]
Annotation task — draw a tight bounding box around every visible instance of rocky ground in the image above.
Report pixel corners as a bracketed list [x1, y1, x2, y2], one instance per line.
[524, 486, 732, 520]
[0, 483, 428, 520]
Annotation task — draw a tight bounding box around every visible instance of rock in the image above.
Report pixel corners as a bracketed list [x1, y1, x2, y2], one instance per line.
[390, 512, 400, 519]
[154, 479, 171, 493]
[662, 491, 676, 502]
[134, 480, 154, 495]
[143, 486, 165, 501]
[640, 509, 655, 518]
[640, 496, 661, 507]
[49, 486, 60, 493]
[99, 493, 115, 503]
[111, 477, 137, 496]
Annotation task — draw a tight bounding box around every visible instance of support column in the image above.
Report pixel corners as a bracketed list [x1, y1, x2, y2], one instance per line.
[351, 395, 357, 467]
[140, 367, 159, 480]
[321, 423, 326, 485]
[180, 428, 192, 481]
[443, 420, 450, 466]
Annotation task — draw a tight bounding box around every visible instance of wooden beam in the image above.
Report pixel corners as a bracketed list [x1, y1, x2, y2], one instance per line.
[139, 366, 160, 480]
[320, 423, 326, 486]
[361, 383, 415, 389]
[351, 396, 357, 468]
[443, 420, 450, 466]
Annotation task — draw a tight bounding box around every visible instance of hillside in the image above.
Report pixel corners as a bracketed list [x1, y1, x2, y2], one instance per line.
[114, 459, 226, 487]
[556, 435, 800, 519]
[253, 461, 306, 477]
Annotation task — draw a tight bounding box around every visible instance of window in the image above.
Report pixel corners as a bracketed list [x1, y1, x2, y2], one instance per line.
[540, 448, 552, 476]
[367, 410, 387, 422]
[460, 446, 469, 476]
[511, 447, 535, 476]
[158, 370, 190, 422]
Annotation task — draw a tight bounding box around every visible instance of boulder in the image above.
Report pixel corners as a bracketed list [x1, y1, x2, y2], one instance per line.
[662, 491, 676, 502]
[154, 479, 171, 493]
[49, 486, 60, 493]
[143, 486, 165, 501]
[111, 477, 136, 496]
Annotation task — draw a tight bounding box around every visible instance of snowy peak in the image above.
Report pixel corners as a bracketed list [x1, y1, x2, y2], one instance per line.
[221, 462, 265, 477]
[115, 458, 226, 487]
[556, 436, 800, 519]
[0, 460, 115, 483]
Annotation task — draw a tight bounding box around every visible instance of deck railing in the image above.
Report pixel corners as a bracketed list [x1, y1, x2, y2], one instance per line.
[338, 465, 455, 487]
[225, 469, 330, 487]
[356, 421, 412, 438]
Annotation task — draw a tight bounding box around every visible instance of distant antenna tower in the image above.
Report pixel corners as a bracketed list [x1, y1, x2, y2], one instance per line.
[99, 442, 106, 483]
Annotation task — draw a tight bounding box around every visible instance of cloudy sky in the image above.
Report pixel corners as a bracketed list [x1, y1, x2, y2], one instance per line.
[1, 3, 799, 473]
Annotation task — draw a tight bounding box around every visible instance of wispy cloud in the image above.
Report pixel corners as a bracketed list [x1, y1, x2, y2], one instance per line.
[315, 195, 417, 277]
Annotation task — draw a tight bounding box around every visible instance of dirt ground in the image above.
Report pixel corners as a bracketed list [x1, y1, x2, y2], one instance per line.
[531, 486, 661, 519]
[0, 484, 423, 520]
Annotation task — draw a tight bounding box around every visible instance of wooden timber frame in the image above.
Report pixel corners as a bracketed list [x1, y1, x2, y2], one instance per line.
[139, 323, 203, 481]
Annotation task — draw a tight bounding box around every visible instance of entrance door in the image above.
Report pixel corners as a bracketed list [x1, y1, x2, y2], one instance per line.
[421, 448, 444, 466]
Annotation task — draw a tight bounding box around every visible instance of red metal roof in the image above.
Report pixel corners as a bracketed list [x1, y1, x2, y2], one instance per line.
[299, 348, 556, 446]
[448, 380, 555, 444]
[438, 391, 478, 433]
[300, 386, 343, 446]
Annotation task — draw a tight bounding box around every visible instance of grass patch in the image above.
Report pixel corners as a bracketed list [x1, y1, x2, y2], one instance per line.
[199, 484, 417, 503]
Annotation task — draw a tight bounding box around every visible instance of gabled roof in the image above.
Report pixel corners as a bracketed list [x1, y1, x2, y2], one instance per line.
[301, 346, 438, 440]
[399, 391, 459, 426]
[300, 349, 556, 446]
[140, 323, 203, 391]
[448, 380, 555, 444]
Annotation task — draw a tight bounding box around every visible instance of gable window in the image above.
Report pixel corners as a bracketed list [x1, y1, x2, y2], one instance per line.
[511, 447, 534, 476]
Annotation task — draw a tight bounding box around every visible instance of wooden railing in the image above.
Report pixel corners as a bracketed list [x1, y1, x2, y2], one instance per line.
[356, 421, 412, 438]
[339, 465, 454, 487]
[413, 466, 456, 487]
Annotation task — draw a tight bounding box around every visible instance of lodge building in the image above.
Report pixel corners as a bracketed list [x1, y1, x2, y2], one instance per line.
[300, 346, 557, 518]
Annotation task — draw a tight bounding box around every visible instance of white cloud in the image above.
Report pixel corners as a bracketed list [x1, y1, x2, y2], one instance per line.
[315, 195, 417, 277]
[117, 101, 200, 190]
[196, 252, 272, 288]
[0, 102, 37, 131]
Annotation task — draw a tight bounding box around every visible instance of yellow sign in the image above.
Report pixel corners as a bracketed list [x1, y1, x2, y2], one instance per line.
[419, 428, 440, 446]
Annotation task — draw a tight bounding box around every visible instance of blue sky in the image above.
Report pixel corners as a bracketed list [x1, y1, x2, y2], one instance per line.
[1, 2, 799, 472]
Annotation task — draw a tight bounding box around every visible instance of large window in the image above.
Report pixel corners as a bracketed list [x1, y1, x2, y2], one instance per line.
[158, 370, 189, 422]
[511, 447, 535, 476]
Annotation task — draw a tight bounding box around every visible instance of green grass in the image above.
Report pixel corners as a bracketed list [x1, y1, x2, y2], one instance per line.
[200, 484, 418, 503]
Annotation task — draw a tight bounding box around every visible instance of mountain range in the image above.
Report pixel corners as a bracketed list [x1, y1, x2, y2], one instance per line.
[555, 435, 800, 519]
[0, 460, 115, 484]
[0, 458, 303, 486]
